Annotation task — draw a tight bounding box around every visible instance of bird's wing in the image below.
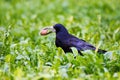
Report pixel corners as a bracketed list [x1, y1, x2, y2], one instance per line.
[64, 35, 96, 51]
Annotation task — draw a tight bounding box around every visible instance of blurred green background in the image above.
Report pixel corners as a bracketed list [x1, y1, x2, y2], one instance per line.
[0, 0, 120, 80]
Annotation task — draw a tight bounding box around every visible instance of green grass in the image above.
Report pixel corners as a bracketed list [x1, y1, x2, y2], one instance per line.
[0, 0, 120, 80]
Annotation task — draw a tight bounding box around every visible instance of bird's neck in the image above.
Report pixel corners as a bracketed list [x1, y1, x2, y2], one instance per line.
[56, 31, 70, 39]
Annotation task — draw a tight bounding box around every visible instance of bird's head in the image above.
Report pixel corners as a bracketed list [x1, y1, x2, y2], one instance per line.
[40, 24, 68, 35]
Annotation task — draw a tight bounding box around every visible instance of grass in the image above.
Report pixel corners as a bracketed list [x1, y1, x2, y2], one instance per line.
[0, 0, 120, 80]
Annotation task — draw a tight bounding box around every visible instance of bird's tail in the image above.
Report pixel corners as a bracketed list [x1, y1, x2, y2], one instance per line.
[97, 49, 107, 54]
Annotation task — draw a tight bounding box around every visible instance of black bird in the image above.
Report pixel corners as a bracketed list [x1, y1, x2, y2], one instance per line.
[41, 24, 107, 55]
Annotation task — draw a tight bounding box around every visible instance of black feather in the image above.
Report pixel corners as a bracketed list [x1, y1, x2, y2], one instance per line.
[53, 24, 107, 55]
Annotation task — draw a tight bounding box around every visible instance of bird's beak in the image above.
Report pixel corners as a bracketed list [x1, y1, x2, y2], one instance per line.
[43, 26, 56, 33]
[40, 26, 56, 35]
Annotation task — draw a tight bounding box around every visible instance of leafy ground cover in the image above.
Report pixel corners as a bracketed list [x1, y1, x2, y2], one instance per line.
[0, 0, 120, 80]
